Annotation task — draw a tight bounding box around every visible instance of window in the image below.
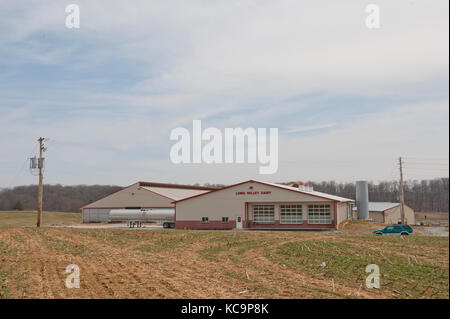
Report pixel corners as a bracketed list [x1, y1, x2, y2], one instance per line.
[394, 226, 401, 230]
[308, 204, 331, 224]
[253, 205, 275, 224]
[202, 217, 209, 223]
[222, 217, 229, 223]
[280, 205, 303, 224]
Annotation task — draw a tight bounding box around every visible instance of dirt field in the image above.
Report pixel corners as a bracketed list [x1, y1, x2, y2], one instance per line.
[0, 218, 448, 299]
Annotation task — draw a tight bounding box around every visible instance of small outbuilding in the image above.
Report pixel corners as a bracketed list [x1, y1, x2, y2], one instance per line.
[353, 202, 416, 225]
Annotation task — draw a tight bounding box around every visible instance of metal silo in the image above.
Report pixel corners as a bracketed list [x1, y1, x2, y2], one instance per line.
[356, 181, 369, 220]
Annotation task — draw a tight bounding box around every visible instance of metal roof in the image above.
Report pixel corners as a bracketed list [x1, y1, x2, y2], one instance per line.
[138, 181, 216, 191]
[81, 181, 217, 209]
[259, 181, 354, 203]
[352, 202, 400, 212]
[141, 186, 210, 201]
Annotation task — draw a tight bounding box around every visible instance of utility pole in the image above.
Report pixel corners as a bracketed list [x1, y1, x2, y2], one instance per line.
[37, 137, 46, 227]
[399, 156, 405, 224]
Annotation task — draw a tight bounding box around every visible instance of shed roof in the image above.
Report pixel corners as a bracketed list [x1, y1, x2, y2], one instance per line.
[260, 181, 354, 202]
[138, 181, 216, 191]
[368, 202, 401, 212]
[140, 186, 210, 201]
[352, 202, 400, 212]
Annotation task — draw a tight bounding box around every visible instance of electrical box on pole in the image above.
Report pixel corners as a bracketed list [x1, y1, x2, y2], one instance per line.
[30, 156, 38, 169]
[38, 157, 45, 169]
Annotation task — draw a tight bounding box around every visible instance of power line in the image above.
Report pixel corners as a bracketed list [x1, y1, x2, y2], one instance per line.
[404, 156, 449, 161]
[403, 162, 448, 167]
[403, 167, 449, 172]
[405, 161, 449, 164]
[403, 159, 449, 172]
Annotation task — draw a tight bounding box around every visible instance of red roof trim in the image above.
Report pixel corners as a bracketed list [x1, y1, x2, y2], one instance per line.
[256, 180, 341, 201]
[172, 180, 252, 204]
[174, 180, 341, 203]
[82, 206, 174, 209]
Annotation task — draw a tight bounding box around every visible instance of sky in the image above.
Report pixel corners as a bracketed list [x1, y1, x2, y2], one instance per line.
[0, 0, 448, 187]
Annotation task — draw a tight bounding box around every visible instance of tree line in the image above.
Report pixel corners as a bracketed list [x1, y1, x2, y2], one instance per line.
[0, 184, 122, 213]
[0, 178, 447, 213]
[288, 178, 448, 213]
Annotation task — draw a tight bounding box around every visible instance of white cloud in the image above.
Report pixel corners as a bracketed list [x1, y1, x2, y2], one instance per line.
[288, 123, 337, 133]
[276, 99, 449, 183]
[0, 0, 448, 186]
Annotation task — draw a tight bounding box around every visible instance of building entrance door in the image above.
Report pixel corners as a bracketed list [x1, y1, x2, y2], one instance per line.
[236, 216, 243, 229]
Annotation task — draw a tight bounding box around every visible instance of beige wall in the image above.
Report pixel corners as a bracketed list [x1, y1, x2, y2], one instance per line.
[83, 183, 173, 208]
[337, 202, 352, 225]
[384, 205, 416, 225]
[369, 211, 385, 223]
[176, 181, 340, 223]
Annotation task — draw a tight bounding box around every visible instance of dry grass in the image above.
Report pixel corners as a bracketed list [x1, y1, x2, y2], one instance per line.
[0, 211, 81, 227]
[0, 221, 448, 299]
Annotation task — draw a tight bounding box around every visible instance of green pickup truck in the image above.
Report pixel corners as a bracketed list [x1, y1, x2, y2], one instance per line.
[373, 224, 413, 235]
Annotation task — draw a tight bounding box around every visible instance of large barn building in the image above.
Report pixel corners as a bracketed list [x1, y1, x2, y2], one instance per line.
[81, 181, 216, 223]
[174, 180, 354, 230]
